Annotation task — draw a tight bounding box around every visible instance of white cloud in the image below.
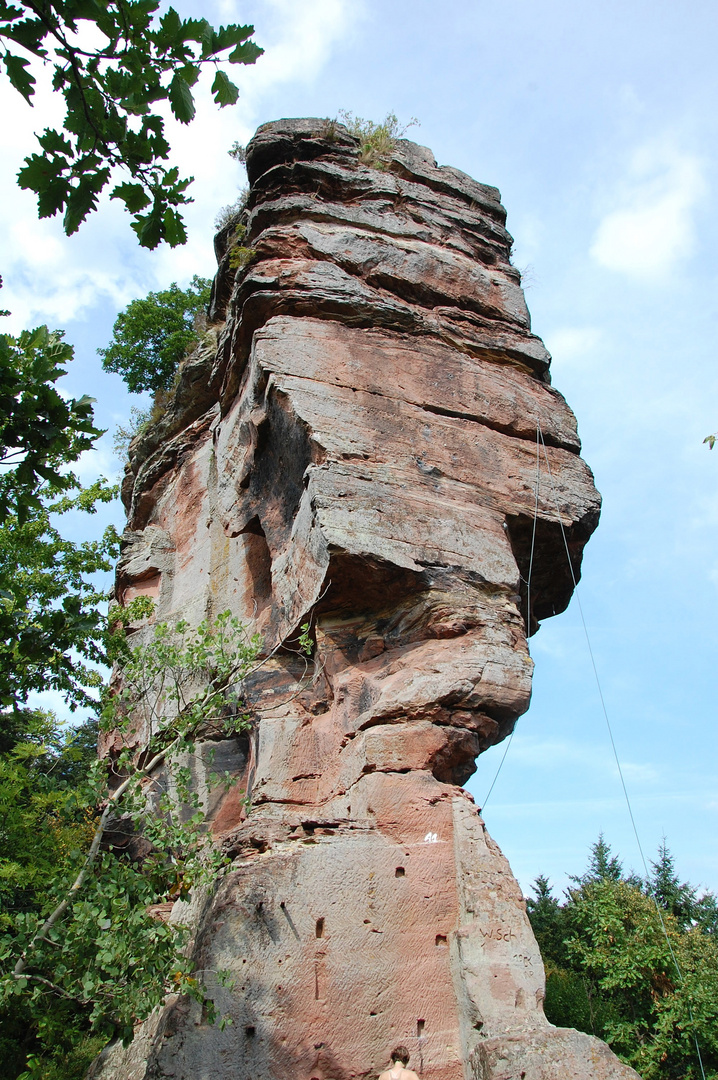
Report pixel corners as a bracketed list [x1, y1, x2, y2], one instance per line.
[590, 140, 706, 282]
[618, 761, 660, 785]
[0, 65, 142, 330]
[544, 326, 602, 367]
[475, 733, 661, 792]
[25, 687, 97, 726]
[73, 439, 122, 484]
[505, 736, 602, 770]
[152, 0, 362, 286]
[230, 0, 361, 100]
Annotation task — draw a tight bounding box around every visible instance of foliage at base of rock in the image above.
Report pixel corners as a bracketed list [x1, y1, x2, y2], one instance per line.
[0, 612, 262, 1078]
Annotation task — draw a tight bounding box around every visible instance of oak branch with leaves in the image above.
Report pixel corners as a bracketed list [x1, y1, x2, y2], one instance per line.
[1, 0, 262, 247]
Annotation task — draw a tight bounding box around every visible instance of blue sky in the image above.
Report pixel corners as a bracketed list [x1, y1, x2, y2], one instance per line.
[2, 0, 717, 898]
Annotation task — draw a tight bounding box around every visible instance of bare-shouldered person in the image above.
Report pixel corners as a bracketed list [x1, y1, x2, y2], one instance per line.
[379, 1046, 420, 1080]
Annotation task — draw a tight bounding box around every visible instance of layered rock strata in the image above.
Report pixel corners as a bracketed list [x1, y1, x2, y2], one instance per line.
[96, 120, 636, 1080]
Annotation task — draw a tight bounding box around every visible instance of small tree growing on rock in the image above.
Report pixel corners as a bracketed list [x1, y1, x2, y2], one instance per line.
[0, 605, 262, 1068]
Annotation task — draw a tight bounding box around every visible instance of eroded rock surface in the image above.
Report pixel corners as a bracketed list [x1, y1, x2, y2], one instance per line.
[95, 120, 637, 1080]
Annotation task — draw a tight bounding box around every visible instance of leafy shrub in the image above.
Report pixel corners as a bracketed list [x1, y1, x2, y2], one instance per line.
[227, 223, 257, 272]
[214, 186, 249, 231]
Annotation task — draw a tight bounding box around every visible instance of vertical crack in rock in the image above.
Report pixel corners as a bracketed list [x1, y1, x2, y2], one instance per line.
[95, 119, 638, 1080]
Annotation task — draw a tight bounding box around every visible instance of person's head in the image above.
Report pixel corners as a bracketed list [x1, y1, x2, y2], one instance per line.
[390, 1046, 410, 1066]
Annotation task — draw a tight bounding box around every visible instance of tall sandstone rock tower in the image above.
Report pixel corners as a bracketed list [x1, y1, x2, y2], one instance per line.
[97, 120, 637, 1080]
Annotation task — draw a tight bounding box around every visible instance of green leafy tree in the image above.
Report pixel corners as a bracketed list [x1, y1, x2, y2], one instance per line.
[692, 892, 718, 938]
[527, 873, 623, 1039]
[1, 1, 262, 247]
[0, 325, 120, 752]
[0, 324, 122, 1076]
[0, 712, 99, 922]
[646, 841, 718, 938]
[0, 608, 264, 1076]
[528, 837, 718, 1080]
[0, 712, 105, 1079]
[647, 839, 700, 930]
[526, 874, 570, 967]
[0, 477, 118, 730]
[571, 832, 625, 885]
[98, 275, 211, 394]
[565, 879, 718, 1079]
[0, 326, 102, 524]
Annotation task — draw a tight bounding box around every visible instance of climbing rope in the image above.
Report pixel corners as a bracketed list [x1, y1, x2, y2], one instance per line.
[481, 729, 514, 811]
[536, 424, 707, 1080]
[479, 419, 706, 1080]
[481, 422, 540, 810]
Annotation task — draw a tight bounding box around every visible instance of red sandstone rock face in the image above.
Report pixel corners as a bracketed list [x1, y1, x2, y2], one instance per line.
[96, 120, 637, 1080]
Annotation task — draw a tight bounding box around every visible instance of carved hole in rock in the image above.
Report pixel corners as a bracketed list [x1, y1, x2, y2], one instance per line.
[245, 1026, 256, 1038]
[417, 1019, 425, 1037]
[240, 517, 272, 610]
[315, 918, 325, 938]
[395, 867, 405, 877]
[435, 934, 447, 947]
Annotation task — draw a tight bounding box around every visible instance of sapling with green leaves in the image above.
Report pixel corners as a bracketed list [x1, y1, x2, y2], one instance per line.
[1, 605, 266, 1056]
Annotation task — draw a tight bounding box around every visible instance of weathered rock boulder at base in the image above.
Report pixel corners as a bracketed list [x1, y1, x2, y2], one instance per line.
[93, 119, 638, 1080]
